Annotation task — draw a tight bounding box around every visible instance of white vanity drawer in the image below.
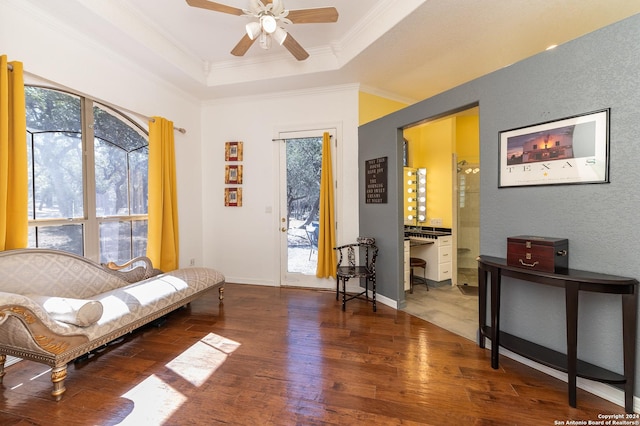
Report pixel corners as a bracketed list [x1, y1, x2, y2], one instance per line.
[438, 262, 452, 280]
[439, 244, 452, 263]
[438, 235, 452, 246]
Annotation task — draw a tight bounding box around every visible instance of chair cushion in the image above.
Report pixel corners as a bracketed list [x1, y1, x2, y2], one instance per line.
[27, 295, 104, 327]
[357, 237, 375, 245]
[337, 266, 372, 278]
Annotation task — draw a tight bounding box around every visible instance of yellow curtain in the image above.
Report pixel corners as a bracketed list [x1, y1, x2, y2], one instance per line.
[146, 116, 179, 271]
[0, 56, 28, 250]
[316, 132, 337, 278]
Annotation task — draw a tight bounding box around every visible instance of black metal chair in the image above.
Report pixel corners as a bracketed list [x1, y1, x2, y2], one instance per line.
[306, 225, 318, 260]
[333, 237, 378, 312]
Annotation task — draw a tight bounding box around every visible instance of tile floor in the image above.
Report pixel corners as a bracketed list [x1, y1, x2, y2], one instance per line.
[403, 270, 479, 342]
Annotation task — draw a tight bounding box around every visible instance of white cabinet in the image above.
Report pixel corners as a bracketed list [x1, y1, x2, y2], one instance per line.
[431, 235, 452, 282]
[409, 234, 452, 283]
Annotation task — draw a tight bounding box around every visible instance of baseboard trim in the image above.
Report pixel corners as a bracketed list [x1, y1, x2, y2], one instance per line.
[487, 341, 637, 413]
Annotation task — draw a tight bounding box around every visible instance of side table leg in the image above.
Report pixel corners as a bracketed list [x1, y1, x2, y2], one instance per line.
[490, 267, 501, 370]
[565, 282, 579, 408]
[622, 291, 637, 413]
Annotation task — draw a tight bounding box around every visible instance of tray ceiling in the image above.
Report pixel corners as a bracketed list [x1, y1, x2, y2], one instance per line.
[17, 0, 640, 102]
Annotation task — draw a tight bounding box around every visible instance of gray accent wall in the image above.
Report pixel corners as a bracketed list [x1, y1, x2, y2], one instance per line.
[359, 14, 640, 393]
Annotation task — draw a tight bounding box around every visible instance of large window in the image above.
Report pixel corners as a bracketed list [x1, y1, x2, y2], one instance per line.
[25, 86, 149, 264]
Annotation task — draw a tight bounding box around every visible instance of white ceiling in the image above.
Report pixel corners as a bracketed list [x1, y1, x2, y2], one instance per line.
[24, 0, 640, 103]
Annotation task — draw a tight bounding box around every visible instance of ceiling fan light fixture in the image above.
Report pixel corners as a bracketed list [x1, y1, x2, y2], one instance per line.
[248, 0, 262, 12]
[273, 27, 287, 45]
[260, 14, 277, 33]
[259, 32, 272, 49]
[271, 0, 285, 15]
[245, 21, 262, 40]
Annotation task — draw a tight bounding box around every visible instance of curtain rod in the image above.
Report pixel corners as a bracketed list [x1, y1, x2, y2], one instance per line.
[272, 135, 333, 141]
[6, 63, 186, 134]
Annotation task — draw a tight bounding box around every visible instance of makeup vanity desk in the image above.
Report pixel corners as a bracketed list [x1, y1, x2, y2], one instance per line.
[477, 255, 638, 413]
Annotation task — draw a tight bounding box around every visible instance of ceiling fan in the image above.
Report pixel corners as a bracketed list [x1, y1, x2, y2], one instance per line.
[186, 0, 339, 61]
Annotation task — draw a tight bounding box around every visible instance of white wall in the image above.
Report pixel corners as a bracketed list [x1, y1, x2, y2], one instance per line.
[2, 1, 361, 283]
[2, 0, 204, 268]
[201, 86, 360, 285]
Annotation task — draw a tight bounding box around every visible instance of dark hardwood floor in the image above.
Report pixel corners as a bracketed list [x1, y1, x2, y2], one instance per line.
[0, 283, 625, 425]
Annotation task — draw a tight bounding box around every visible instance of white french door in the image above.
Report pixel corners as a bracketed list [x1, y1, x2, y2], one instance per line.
[278, 128, 336, 289]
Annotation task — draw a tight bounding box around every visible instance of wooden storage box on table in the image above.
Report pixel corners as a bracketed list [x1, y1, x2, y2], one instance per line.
[507, 235, 568, 273]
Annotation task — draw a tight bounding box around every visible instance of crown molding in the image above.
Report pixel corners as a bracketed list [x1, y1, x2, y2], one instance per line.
[359, 84, 419, 105]
[204, 82, 360, 105]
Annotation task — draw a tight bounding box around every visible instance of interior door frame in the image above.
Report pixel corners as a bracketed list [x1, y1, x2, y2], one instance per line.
[275, 125, 339, 289]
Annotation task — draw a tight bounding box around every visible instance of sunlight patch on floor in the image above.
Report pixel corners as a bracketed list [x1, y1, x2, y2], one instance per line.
[118, 333, 240, 424]
[165, 333, 240, 387]
[119, 374, 186, 424]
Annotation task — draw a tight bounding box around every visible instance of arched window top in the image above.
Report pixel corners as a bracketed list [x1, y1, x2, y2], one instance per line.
[25, 86, 81, 133]
[94, 103, 148, 153]
[25, 85, 150, 263]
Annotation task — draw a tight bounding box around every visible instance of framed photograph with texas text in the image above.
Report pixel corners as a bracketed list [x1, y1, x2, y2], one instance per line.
[499, 109, 609, 188]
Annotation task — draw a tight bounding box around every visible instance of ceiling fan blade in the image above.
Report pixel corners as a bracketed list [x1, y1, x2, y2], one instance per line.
[185, 0, 243, 16]
[282, 33, 309, 61]
[286, 7, 339, 24]
[231, 33, 256, 56]
[271, 0, 284, 15]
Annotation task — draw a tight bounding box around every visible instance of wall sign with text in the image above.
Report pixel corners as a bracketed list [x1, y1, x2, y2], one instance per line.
[365, 156, 388, 204]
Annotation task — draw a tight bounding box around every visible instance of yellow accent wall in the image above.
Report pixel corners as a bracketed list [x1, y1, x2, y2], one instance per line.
[403, 111, 478, 229]
[359, 92, 408, 125]
[455, 115, 480, 163]
[423, 119, 454, 228]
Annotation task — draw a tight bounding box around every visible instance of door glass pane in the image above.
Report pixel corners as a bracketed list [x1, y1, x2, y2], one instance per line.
[285, 137, 322, 274]
[457, 162, 480, 286]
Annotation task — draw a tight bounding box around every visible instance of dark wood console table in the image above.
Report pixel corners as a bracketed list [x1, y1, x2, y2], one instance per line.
[477, 255, 638, 413]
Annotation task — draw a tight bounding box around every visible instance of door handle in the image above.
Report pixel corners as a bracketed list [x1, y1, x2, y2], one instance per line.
[281, 227, 287, 232]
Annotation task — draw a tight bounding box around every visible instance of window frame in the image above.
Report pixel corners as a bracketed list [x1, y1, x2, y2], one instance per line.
[26, 85, 149, 263]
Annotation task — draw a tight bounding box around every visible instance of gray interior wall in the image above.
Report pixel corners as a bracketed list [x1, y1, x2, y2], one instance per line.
[359, 14, 640, 390]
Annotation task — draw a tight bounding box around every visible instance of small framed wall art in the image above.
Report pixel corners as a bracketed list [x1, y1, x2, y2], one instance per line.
[225, 165, 243, 184]
[224, 140, 244, 207]
[225, 141, 243, 161]
[224, 188, 242, 207]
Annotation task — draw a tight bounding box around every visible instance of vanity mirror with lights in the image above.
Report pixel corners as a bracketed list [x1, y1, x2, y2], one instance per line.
[404, 167, 426, 225]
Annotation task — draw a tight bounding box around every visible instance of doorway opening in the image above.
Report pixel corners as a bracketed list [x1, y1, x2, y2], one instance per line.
[401, 106, 479, 340]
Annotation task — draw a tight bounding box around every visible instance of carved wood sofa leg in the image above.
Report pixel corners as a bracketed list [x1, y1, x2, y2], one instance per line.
[51, 365, 67, 401]
[0, 354, 5, 384]
[219, 287, 224, 300]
